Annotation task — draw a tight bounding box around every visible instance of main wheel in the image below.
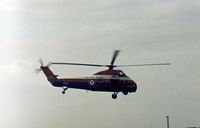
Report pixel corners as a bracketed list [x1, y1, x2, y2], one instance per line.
[122, 91, 128, 95]
[112, 94, 117, 99]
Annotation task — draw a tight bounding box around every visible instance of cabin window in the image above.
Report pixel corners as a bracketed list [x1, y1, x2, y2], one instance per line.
[119, 71, 124, 76]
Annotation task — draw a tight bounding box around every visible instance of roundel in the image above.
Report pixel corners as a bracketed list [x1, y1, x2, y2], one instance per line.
[89, 80, 95, 86]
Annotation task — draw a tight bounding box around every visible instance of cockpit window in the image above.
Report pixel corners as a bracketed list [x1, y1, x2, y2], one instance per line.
[118, 71, 126, 77]
[119, 71, 123, 76]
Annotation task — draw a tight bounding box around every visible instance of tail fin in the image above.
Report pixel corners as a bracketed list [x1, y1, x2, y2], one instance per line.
[41, 66, 58, 82]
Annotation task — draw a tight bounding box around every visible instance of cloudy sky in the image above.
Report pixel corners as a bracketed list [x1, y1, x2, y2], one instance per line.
[1, 0, 200, 128]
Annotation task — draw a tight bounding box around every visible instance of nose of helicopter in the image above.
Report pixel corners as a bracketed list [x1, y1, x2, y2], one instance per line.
[130, 81, 137, 92]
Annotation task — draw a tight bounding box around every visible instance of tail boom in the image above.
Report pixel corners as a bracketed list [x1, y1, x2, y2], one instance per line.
[41, 66, 58, 82]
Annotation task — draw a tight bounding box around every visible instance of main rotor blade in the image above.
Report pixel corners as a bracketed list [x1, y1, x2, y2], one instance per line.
[51, 62, 108, 67]
[116, 63, 171, 67]
[186, 127, 198, 128]
[110, 50, 120, 66]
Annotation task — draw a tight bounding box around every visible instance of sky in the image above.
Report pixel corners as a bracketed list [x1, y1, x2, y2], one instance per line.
[0, 0, 200, 128]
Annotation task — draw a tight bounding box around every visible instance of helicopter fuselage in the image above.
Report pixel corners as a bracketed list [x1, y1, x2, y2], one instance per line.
[51, 76, 137, 93]
[41, 66, 137, 99]
[38, 50, 170, 99]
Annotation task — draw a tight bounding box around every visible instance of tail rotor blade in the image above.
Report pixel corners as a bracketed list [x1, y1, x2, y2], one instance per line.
[47, 61, 52, 67]
[38, 59, 44, 66]
[35, 68, 42, 73]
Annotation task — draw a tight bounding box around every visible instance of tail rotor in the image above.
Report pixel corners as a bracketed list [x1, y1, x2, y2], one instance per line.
[35, 59, 52, 73]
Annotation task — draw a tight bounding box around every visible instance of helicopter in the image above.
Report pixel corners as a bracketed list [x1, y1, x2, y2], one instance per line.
[37, 50, 170, 99]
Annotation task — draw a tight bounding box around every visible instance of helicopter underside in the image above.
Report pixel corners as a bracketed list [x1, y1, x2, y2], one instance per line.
[50, 78, 137, 99]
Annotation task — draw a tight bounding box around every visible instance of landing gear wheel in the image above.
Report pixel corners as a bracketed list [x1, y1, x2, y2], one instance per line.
[112, 94, 117, 99]
[123, 91, 128, 95]
[62, 86, 68, 94]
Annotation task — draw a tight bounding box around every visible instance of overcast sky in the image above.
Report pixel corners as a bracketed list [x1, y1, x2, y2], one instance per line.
[1, 0, 200, 128]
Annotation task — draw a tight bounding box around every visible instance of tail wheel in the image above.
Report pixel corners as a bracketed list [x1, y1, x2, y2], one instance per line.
[62, 86, 68, 94]
[62, 90, 65, 94]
